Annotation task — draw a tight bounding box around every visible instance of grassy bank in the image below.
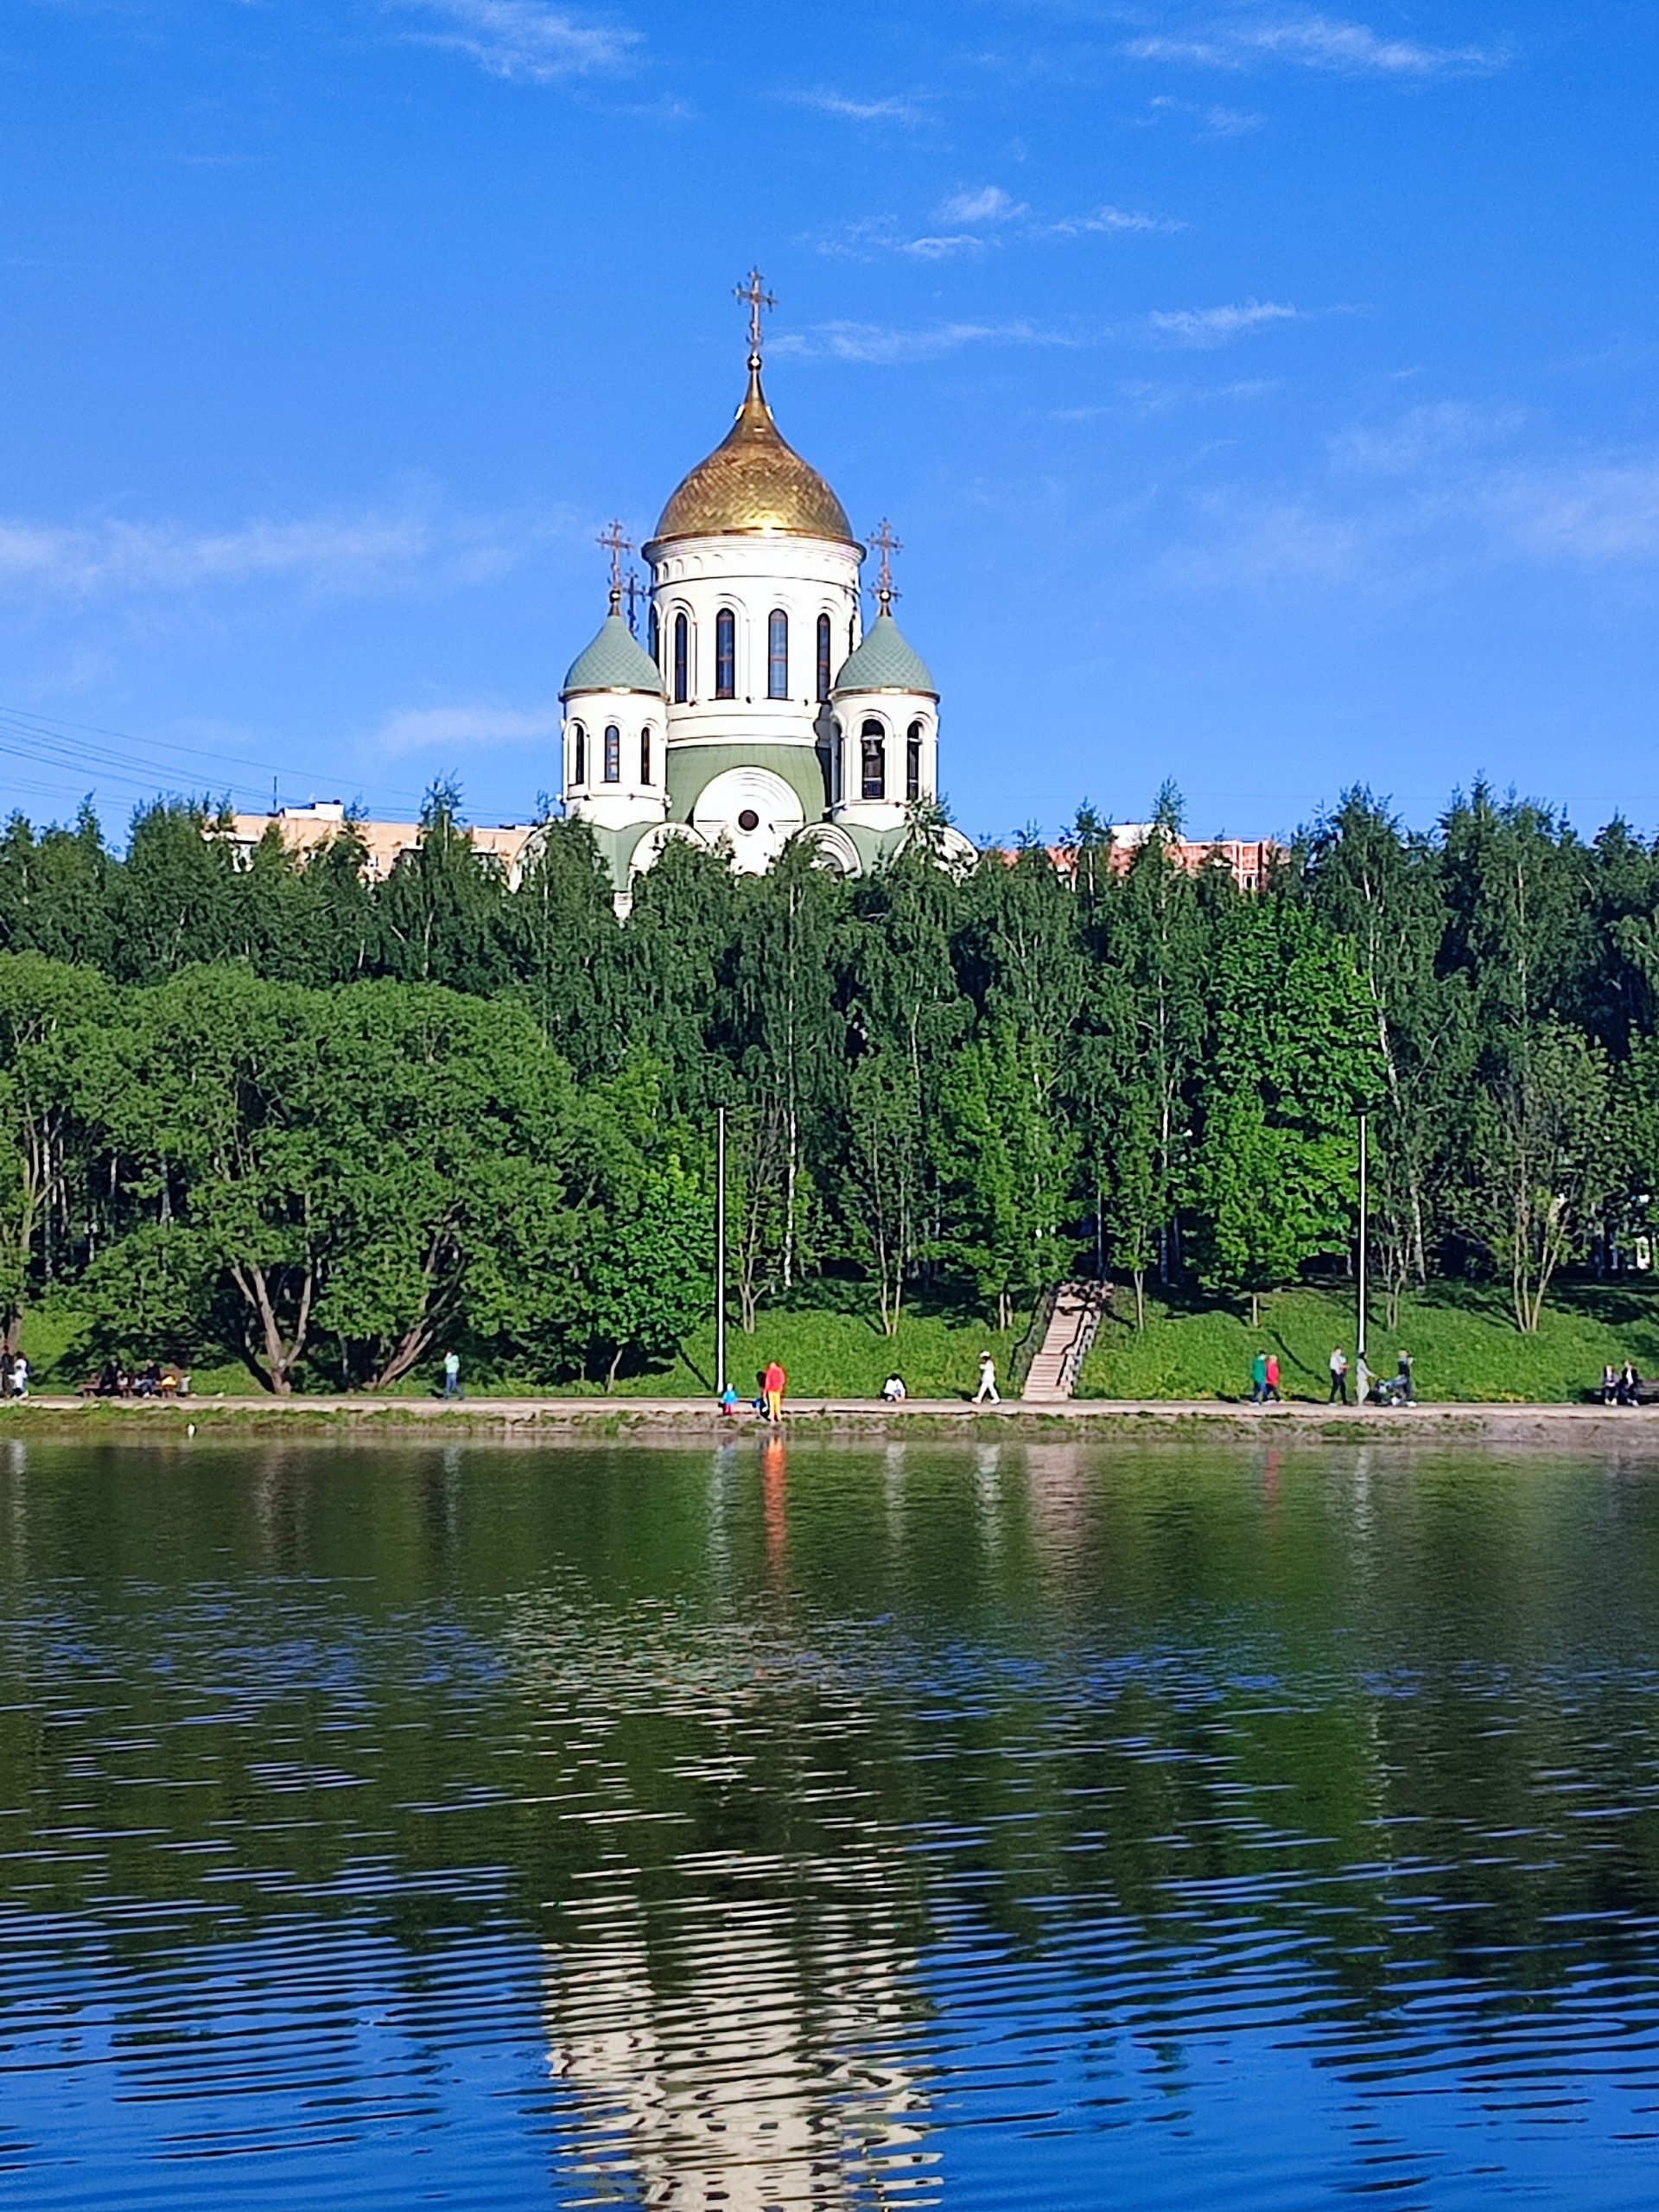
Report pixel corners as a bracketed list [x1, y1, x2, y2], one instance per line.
[17, 1300, 1025, 1405]
[1077, 1283, 1659, 1403]
[24, 1280, 1658, 1408]
[593, 1306, 1023, 1402]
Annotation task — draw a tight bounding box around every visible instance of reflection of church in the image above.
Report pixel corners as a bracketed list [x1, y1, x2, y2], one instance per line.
[561, 274, 976, 900]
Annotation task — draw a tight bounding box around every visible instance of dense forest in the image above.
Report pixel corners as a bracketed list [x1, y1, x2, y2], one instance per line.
[0, 777, 1655, 1390]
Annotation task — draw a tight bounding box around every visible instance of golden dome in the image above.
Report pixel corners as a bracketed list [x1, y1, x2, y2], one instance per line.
[646, 365, 855, 549]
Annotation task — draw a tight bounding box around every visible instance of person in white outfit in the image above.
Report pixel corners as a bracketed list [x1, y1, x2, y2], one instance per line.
[10, 1353, 28, 1398]
[973, 1352, 1000, 1405]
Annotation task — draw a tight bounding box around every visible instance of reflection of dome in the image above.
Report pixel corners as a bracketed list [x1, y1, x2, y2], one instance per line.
[649, 366, 855, 548]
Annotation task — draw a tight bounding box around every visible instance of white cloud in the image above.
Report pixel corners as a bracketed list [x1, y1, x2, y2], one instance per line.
[900, 234, 988, 261]
[938, 185, 1025, 224]
[813, 197, 1179, 262]
[398, 0, 638, 83]
[788, 87, 924, 124]
[774, 319, 1083, 365]
[1485, 460, 1659, 563]
[1330, 401, 1529, 474]
[1051, 204, 1183, 236]
[375, 703, 565, 753]
[1126, 15, 1503, 76]
[809, 216, 992, 261]
[1160, 424, 1659, 597]
[1147, 94, 1265, 134]
[1148, 299, 1300, 346]
[0, 505, 562, 599]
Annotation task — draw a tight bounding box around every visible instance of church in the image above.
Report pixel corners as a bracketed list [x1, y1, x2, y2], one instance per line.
[559, 273, 975, 902]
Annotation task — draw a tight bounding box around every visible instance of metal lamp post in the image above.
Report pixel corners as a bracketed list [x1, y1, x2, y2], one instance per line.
[715, 1106, 727, 1397]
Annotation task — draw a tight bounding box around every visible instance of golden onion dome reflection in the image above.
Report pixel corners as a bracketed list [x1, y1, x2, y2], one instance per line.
[646, 364, 856, 550]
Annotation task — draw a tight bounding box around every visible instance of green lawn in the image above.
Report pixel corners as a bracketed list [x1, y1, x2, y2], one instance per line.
[28, 1276, 1656, 1405]
[602, 1306, 1023, 1402]
[1077, 1282, 1659, 1403]
[21, 1295, 1025, 1403]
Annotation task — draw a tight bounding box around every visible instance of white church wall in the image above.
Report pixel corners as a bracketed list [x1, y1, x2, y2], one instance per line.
[830, 694, 938, 833]
[563, 691, 668, 832]
[649, 534, 862, 760]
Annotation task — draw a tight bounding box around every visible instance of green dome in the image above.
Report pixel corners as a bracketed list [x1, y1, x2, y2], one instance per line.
[832, 611, 935, 696]
[563, 610, 665, 697]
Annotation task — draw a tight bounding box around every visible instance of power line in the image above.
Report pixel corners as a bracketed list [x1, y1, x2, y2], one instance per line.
[0, 702, 435, 820]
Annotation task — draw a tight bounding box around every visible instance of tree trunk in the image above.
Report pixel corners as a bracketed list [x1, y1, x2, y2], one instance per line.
[1134, 1270, 1145, 1332]
[1249, 1290, 1260, 1329]
[229, 1261, 315, 1394]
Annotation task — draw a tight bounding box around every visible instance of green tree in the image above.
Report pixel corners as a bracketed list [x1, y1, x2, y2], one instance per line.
[1297, 789, 1472, 1325]
[728, 844, 845, 1294]
[843, 1048, 925, 1335]
[579, 1155, 713, 1388]
[378, 780, 515, 993]
[1189, 899, 1379, 1324]
[933, 1023, 1078, 1330]
[1462, 1022, 1614, 1333]
[0, 954, 111, 1349]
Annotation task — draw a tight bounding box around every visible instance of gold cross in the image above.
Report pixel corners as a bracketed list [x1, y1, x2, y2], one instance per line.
[597, 518, 632, 609]
[734, 266, 777, 361]
[869, 518, 903, 613]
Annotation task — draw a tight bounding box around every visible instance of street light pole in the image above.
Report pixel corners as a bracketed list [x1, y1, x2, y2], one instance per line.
[715, 1106, 727, 1397]
[1357, 1111, 1369, 1382]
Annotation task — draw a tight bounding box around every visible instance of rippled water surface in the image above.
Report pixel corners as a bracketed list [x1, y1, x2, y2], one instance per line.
[6, 1434, 1659, 2207]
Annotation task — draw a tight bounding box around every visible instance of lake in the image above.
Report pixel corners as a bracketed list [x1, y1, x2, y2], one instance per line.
[3, 1432, 1659, 2209]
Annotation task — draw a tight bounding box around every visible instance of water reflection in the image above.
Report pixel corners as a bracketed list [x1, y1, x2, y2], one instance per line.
[4, 1439, 1659, 2209]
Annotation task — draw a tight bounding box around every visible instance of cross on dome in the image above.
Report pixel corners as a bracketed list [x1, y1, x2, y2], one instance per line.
[869, 518, 903, 613]
[597, 518, 633, 613]
[734, 266, 777, 366]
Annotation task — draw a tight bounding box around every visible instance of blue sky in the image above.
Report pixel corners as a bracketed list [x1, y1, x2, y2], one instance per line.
[1, 0, 1656, 846]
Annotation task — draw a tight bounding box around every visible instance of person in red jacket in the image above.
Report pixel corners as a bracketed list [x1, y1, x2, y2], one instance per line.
[763, 1358, 786, 1425]
[1264, 1352, 1281, 1402]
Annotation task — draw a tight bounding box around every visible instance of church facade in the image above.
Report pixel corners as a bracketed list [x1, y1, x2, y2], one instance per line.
[559, 287, 973, 900]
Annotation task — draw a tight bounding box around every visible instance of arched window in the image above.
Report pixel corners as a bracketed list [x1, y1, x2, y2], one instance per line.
[849, 616, 857, 658]
[861, 718, 886, 802]
[817, 613, 832, 702]
[649, 604, 660, 667]
[640, 725, 652, 785]
[906, 720, 924, 804]
[715, 608, 736, 698]
[603, 724, 620, 783]
[768, 610, 789, 698]
[572, 723, 586, 786]
[830, 719, 842, 805]
[673, 612, 689, 703]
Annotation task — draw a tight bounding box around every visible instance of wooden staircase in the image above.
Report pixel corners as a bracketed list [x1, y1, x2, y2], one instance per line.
[1020, 1281, 1109, 1404]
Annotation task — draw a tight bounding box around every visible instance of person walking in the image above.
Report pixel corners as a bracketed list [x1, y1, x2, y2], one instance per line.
[442, 1349, 462, 1401]
[1396, 1349, 1414, 1404]
[1250, 1350, 1268, 1403]
[1329, 1345, 1350, 1404]
[973, 1351, 1000, 1405]
[763, 1358, 786, 1425]
[1265, 1352, 1281, 1402]
[10, 1352, 28, 1400]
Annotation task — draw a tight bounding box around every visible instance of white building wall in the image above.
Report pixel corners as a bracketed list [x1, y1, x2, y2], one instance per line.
[563, 690, 669, 832]
[647, 534, 863, 759]
[830, 691, 938, 834]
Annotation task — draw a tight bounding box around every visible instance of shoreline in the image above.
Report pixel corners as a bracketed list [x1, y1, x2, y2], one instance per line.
[5, 1393, 1659, 1447]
